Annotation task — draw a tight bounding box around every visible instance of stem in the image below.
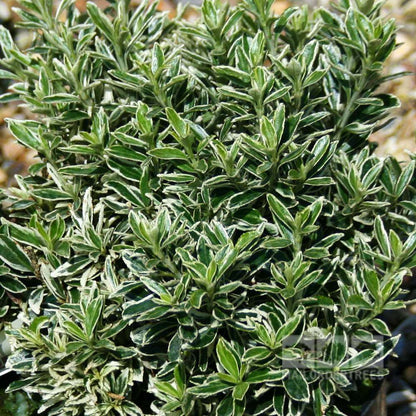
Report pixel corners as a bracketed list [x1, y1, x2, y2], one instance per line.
[258, 10, 277, 58]
[154, 247, 181, 279]
[333, 69, 369, 144]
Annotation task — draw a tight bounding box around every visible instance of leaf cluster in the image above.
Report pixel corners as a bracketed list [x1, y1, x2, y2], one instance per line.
[0, 0, 415, 415]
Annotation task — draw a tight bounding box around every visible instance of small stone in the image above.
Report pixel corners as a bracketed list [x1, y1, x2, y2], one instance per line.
[15, 30, 35, 50]
[409, 303, 416, 316]
[0, 103, 19, 123]
[404, 367, 416, 387]
[0, 168, 7, 184]
[387, 390, 416, 408]
[391, 33, 414, 62]
[0, 137, 26, 160]
[271, 0, 291, 15]
[0, 1, 11, 21]
[75, 0, 87, 12]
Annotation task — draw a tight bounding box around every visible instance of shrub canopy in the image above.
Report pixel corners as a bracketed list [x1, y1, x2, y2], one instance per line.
[0, 0, 415, 415]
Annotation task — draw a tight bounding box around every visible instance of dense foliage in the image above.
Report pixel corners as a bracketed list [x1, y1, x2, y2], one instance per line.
[0, 0, 415, 415]
[0, 388, 39, 416]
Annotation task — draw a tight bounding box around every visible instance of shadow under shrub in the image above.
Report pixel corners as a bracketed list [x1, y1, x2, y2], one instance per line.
[0, 0, 415, 415]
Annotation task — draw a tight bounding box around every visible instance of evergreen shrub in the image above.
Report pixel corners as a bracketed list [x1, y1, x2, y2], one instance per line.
[0, 0, 415, 414]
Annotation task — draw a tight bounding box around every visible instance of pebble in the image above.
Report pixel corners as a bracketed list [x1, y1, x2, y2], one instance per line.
[404, 367, 416, 387]
[271, 0, 291, 14]
[409, 302, 416, 316]
[0, 137, 27, 161]
[0, 1, 10, 21]
[387, 390, 416, 408]
[15, 30, 34, 49]
[0, 168, 7, 184]
[391, 33, 414, 61]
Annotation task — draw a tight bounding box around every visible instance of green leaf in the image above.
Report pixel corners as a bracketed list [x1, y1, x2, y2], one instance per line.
[155, 381, 180, 399]
[370, 318, 391, 336]
[107, 158, 143, 183]
[105, 145, 147, 162]
[6, 377, 38, 393]
[389, 229, 403, 258]
[85, 297, 103, 338]
[148, 147, 188, 160]
[60, 110, 89, 122]
[394, 160, 415, 198]
[330, 325, 348, 366]
[216, 396, 234, 416]
[340, 349, 378, 371]
[261, 116, 277, 149]
[123, 296, 157, 320]
[246, 368, 289, 384]
[139, 305, 171, 321]
[106, 181, 147, 208]
[140, 276, 170, 298]
[7, 119, 41, 151]
[300, 112, 330, 128]
[166, 108, 188, 139]
[51, 256, 92, 278]
[273, 394, 285, 416]
[29, 287, 44, 314]
[189, 378, 232, 397]
[216, 338, 240, 382]
[348, 294, 373, 309]
[0, 305, 9, 318]
[318, 233, 343, 248]
[32, 189, 73, 201]
[243, 346, 272, 361]
[63, 321, 87, 342]
[267, 194, 294, 229]
[189, 289, 206, 308]
[283, 369, 310, 402]
[261, 238, 292, 249]
[374, 216, 391, 258]
[304, 177, 334, 186]
[0, 235, 33, 272]
[362, 162, 383, 188]
[304, 247, 330, 259]
[0, 92, 20, 103]
[3, 220, 44, 249]
[233, 382, 249, 400]
[276, 312, 303, 342]
[228, 191, 262, 210]
[218, 86, 254, 103]
[303, 69, 327, 87]
[43, 93, 80, 103]
[168, 333, 182, 361]
[49, 216, 65, 242]
[87, 2, 114, 42]
[40, 263, 65, 300]
[152, 43, 165, 74]
[363, 270, 380, 300]
[0, 275, 27, 293]
[214, 66, 251, 84]
[0, 69, 18, 80]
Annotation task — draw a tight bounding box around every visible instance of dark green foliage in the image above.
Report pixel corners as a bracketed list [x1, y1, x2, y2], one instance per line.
[0, 0, 415, 415]
[0, 388, 39, 416]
